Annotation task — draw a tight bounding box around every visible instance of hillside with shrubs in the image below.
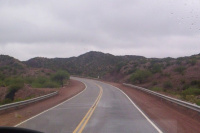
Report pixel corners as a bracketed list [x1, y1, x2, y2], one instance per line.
[105, 53, 200, 105]
[0, 55, 70, 105]
[1, 52, 200, 105]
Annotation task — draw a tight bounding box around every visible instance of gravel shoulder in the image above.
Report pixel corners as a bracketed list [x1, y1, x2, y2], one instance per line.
[0, 79, 85, 126]
[105, 81, 200, 133]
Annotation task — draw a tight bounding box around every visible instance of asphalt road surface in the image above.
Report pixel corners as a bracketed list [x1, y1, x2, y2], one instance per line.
[16, 77, 163, 133]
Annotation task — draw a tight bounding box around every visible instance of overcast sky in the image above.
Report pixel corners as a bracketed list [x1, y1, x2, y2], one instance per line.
[0, 0, 200, 61]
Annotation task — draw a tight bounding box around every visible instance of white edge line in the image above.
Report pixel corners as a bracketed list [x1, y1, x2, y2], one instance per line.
[95, 80, 163, 133]
[15, 81, 87, 127]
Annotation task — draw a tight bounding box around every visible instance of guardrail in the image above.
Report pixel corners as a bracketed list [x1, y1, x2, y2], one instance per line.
[0, 91, 58, 111]
[71, 75, 99, 80]
[123, 83, 200, 113]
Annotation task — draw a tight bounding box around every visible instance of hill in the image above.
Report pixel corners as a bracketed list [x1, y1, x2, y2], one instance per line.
[0, 55, 26, 76]
[24, 51, 145, 77]
[1, 51, 200, 105]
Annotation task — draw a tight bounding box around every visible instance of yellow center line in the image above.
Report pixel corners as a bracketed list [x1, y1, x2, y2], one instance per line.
[73, 84, 103, 133]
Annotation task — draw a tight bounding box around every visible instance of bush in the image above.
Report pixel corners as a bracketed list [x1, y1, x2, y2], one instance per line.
[151, 87, 163, 92]
[31, 76, 51, 88]
[130, 70, 151, 83]
[51, 70, 70, 87]
[190, 80, 200, 88]
[188, 59, 197, 65]
[163, 81, 173, 89]
[180, 79, 185, 84]
[182, 84, 190, 90]
[116, 62, 126, 72]
[196, 100, 200, 106]
[0, 98, 12, 105]
[152, 81, 158, 86]
[184, 95, 198, 103]
[0, 72, 5, 80]
[150, 64, 162, 73]
[174, 66, 186, 75]
[24, 77, 35, 84]
[161, 73, 171, 78]
[182, 87, 200, 97]
[43, 81, 60, 88]
[5, 78, 24, 101]
[176, 57, 184, 65]
[31, 73, 69, 88]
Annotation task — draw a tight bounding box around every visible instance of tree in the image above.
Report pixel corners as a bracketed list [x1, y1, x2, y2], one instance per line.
[130, 70, 151, 83]
[150, 64, 162, 73]
[174, 66, 186, 75]
[52, 70, 70, 87]
[5, 78, 24, 101]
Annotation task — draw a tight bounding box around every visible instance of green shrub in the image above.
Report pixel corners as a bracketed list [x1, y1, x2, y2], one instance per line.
[51, 70, 70, 87]
[190, 80, 200, 88]
[196, 100, 200, 106]
[150, 64, 162, 73]
[151, 87, 163, 92]
[184, 95, 198, 103]
[35, 76, 48, 84]
[31, 76, 49, 88]
[116, 62, 126, 72]
[174, 66, 186, 75]
[182, 87, 200, 97]
[180, 79, 185, 84]
[188, 59, 197, 65]
[152, 81, 158, 86]
[43, 81, 59, 88]
[126, 68, 137, 75]
[0, 72, 5, 80]
[5, 78, 24, 101]
[24, 77, 35, 84]
[176, 57, 184, 65]
[31, 75, 62, 88]
[130, 70, 151, 83]
[0, 98, 12, 105]
[163, 81, 173, 89]
[0, 81, 5, 87]
[31, 82, 44, 88]
[6, 77, 24, 88]
[182, 84, 190, 90]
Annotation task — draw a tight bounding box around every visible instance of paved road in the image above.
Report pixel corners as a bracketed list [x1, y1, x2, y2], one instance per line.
[17, 77, 162, 133]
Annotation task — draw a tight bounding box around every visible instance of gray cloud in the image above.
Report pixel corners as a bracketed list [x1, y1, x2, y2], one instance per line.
[0, 0, 200, 60]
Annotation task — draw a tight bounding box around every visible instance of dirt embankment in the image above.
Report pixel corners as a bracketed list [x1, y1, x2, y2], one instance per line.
[106, 82, 200, 133]
[0, 79, 85, 126]
[0, 85, 55, 103]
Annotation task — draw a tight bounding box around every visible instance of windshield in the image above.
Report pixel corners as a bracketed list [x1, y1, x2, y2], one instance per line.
[0, 0, 200, 133]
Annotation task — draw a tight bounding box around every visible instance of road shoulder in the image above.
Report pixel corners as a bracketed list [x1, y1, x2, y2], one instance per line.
[105, 81, 200, 133]
[0, 79, 85, 126]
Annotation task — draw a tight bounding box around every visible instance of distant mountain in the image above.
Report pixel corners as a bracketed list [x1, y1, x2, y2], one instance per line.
[1, 51, 200, 91]
[1, 51, 200, 105]
[0, 55, 53, 77]
[0, 55, 26, 76]
[24, 51, 145, 77]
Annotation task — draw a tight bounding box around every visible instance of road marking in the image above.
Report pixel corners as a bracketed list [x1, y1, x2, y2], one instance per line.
[73, 84, 103, 133]
[15, 82, 87, 127]
[103, 82, 163, 133]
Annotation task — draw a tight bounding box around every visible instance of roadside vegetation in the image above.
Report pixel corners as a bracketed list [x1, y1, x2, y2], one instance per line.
[1, 52, 200, 106]
[127, 55, 200, 106]
[149, 80, 200, 106]
[130, 69, 151, 83]
[0, 70, 70, 105]
[129, 67, 200, 105]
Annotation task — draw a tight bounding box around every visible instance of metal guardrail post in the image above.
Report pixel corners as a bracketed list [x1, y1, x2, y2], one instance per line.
[0, 91, 58, 111]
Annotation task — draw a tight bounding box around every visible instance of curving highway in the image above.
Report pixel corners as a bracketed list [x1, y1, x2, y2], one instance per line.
[16, 77, 163, 133]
